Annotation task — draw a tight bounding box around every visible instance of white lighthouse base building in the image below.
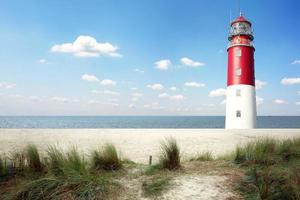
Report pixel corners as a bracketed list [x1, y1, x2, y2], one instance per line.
[225, 85, 257, 129]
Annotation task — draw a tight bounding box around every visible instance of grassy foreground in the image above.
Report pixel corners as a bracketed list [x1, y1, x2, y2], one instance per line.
[0, 136, 299, 200]
[0, 144, 122, 200]
[234, 137, 300, 199]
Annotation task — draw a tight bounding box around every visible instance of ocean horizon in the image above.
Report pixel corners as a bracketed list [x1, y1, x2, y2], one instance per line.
[0, 116, 299, 129]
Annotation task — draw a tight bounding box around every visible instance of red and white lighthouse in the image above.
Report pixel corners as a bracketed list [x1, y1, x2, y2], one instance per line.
[225, 12, 257, 129]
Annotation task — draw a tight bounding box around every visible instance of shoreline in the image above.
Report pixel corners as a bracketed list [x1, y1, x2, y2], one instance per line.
[0, 129, 299, 163]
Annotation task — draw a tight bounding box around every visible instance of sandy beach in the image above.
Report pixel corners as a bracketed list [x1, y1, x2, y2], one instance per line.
[1, 129, 299, 164]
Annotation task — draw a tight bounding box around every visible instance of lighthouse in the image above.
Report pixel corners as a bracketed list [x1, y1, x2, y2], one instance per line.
[225, 12, 257, 129]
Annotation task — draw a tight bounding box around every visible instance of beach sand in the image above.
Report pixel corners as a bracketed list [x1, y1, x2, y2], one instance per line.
[0, 129, 299, 163]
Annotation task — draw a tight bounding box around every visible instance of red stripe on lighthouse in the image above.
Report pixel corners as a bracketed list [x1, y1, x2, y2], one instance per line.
[227, 45, 255, 86]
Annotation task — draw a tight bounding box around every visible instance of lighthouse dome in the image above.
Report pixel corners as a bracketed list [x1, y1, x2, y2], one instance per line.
[231, 14, 252, 26]
[229, 13, 253, 41]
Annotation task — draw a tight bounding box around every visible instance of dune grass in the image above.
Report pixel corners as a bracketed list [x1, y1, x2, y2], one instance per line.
[65, 147, 87, 174]
[26, 145, 43, 173]
[235, 137, 300, 199]
[159, 137, 181, 170]
[0, 143, 123, 200]
[91, 143, 122, 171]
[10, 151, 27, 174]
[46, 146, 66, 176]
[190, 151, 214, 161]
[2, 136, 299, 200]
[0, 155, 9, 180]
[15, 172, 119, 200]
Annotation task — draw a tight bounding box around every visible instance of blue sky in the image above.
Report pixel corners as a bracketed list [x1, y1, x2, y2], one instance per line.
[0, 0, 299, 116]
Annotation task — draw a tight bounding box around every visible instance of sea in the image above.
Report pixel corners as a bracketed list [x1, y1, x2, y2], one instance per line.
[0, 116, 299, 129]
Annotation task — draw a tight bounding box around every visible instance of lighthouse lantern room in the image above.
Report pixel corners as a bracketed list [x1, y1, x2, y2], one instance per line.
[225, 12, 257, 129]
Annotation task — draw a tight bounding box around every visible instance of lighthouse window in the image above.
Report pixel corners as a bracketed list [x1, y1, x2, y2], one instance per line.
[236, 89, 241, 96]
[236, 110, 241, 118]
[235, 68, 242, 76]
[234, 48, 241, 57]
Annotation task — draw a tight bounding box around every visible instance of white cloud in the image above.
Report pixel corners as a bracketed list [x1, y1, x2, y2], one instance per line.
[281, 78, 300, 85]
[129, 104, 135, 108]
[292, 60, 300, 65]
[51, 96, 68, 103]
[180, 57, 204, 67]
[169, 87, 177, 91]
[39, 59, 48, 64]
[202, 103, 215, 107]
[9, 94, 24, 99]
[0, 82, 16, 89]
[134, 69, 145, 73]
[296, 102, 300, 106]
[256, 96, 264, 105]
[220, 99, 226, 105]
[143, 103, 164, 110]
[130, 87, 138, 91]
[155, 59, 171, 70]
[82, 74, 114, 87]
[92, 90, 120, 95]
[103, 90, 119, 95]
[100, 79, 116, 86]
[298, 91, 300, 95]
[91, 90, 101, 94]
[132, 92, 143, 97]
[209, 88, 226, 97]
[131, 97, 139, 101]
[82, 74, 99, 82]
[274, 99, 288, 104]
[255, 80, 267, 89]
[158, 92, 184, 100]
[29, 96, 42, 101]
[88, 100, 101, 104]
[104, 102, 119, 107]
[158, 93, 170, 98]
[51, 35, 122, 58]
[170, 94, 185, 100]
[184, 81, 205, 88]
[147, 83, 164, 90]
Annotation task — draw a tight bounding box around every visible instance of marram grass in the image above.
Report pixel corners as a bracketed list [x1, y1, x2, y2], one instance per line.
[0, 144, 122, 200]
[190, 151, 214, 161]
[235, 137, 300, 200]
[0, 155, 9, 179]
[26, 144, 43, 172]
[91, 143, 122, 171]
[159, 137, 181, 170]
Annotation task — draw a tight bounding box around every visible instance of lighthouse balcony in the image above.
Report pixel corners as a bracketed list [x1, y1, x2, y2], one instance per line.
[227, 41, 255, 49]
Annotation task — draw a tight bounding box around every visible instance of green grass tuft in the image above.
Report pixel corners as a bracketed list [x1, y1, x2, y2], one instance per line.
[26, 144, 43, 172]
[65, 147, 87, 175]
[159, 137, 181, 170]
[46, 146, 65, 176]
[234, 138, 279, 165]
[144, 164, 162, 176]
[0, 155, 9, 179]
[91, 143, 122, 171]
[235, 137, 300, 199]
[191, 151, 214, 161]
[47, 146, 87, 176]
[10, 151, 27, 174]
[15, 174, 119, 200]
